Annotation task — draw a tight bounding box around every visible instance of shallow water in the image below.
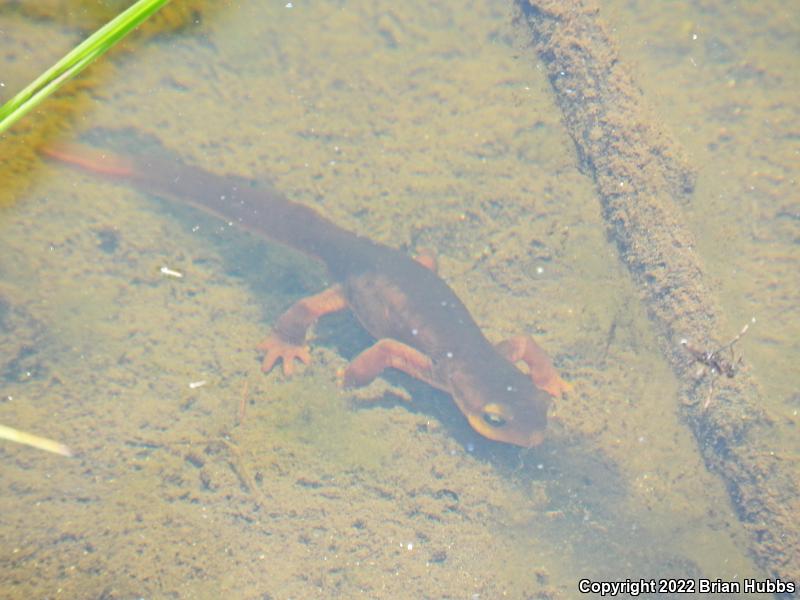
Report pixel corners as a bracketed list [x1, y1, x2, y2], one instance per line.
[1, 1, 797, 598]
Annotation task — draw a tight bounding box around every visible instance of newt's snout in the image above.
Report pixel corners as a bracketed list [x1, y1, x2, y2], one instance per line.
[450, 370, 551, 447]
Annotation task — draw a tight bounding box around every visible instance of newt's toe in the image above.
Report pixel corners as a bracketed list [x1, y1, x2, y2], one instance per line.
[538, 374, 572, 399]
[257, 334, 311, 375]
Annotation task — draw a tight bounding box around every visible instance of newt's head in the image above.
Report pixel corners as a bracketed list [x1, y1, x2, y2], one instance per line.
[450, 365, 552, 447]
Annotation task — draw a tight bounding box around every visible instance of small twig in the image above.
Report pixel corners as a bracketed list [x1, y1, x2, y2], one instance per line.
[681, 318, 754, 409]
[236, 380, 249, 426]
[0, 423, 73, 457]
[218, 436, 270, 507]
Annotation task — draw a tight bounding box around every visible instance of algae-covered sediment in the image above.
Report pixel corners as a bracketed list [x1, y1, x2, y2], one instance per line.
[1, 0, 796, 596]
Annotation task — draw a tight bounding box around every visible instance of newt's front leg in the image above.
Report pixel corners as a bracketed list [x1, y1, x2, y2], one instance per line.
[496, 335, 572, 398]
[341, 339, 434, 389]
[258, 285, 348, 375]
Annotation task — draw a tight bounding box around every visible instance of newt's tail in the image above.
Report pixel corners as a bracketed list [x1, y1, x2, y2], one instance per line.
[41, 133, 372, 275]
[41, 143, 139, 179]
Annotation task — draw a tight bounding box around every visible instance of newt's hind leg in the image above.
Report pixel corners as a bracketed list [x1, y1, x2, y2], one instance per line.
[258, 285, 348, 375]
[341, 339, 433, 389]
[496, 335, 572, 398]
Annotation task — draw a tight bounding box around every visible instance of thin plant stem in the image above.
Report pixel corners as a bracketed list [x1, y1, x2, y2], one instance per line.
[0, 0, 171, 135]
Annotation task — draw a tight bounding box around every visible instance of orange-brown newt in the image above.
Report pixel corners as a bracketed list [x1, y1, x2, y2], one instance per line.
[43, 133, 570, 447]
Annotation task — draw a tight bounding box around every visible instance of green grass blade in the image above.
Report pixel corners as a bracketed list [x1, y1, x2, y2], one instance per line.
[0, 0, 172, 135]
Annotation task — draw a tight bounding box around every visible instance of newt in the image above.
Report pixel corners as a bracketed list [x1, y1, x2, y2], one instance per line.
[43, 132, 570, 447]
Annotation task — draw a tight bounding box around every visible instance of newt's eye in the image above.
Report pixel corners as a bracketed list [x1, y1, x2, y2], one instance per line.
[483, 410, 507, 428]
